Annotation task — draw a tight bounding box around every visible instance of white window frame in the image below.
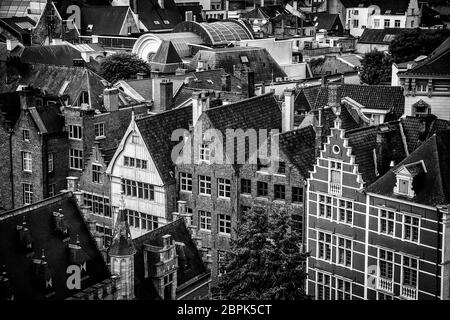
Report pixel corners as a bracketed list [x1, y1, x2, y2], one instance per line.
[337, 199, 353, 225]
[315, 270, 332, 300]
[402, 214, 420, 243]
[335, 276, 352, 300]
[199, 175, 212, 196]
[328, 160, 342, 196]
[218, 214, 231, 235]
[199, 210, 212, 231]
[400, 254, 419, 300]
[22, 129, 30, 142]
[199, 143, 210, 163]
[377, 247, 394, 294]
[22, 151, 32, 172]
[69, 148, 83, 170]
[336, 236, 353, 269]
[378, 207, 396, 237]
[317, 230, 332, 262]
[217, 178, 231, 199]
[180, 172, 193, 192]
[94, 122, 105, 139]
[68, 125, 83, 140]
[318, 193, 333, 220]
[23, 183, 33, 205]
[92, 164, 102, 184]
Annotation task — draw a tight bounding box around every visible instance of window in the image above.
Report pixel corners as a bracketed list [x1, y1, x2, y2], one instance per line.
[338, 199, 353, 224]
[199, 144, 210, 162]
[23, 129, 30, 142]
[218, 178, 231, 199]
[410, 20, 414, 28]
[22, 151, 32, 172]
[218, 214, 231, 235]
[415, 80, 428, 92]
[77, 91, 89, 105]
[292, 214, 302, 238]
[353, 9, 358, 15]
[69, 149, 83, 170]
[277, 161, 286, 174]
[141, 213, 159, 231]
[379, 208, 395, 236]
[316, 271, 332, 300]
[240, 55, 249, 63]
[199, 210, 212, 231]
[92, 164, 102, 183]
[96, 225, 112, 247]
[257, 181, 268, 197]
[398, 178, 410, 195]
[377, 292, 394, 300]
[218, 250, 227, 276]
[292, 186, 303, 203]
[318, 194, 332, 219]
[401, 256, 418, 299]
[384, 19, 390, 27]
[336, 278, 352, 300]
[48, 153, 54, 173]
[378, 249, 394, 284]
[337, 236, 352, 268]
[329, 161, 342, 195]
[274, 184, 285, 200]
[403, 215, 420, 242]
[394, 20, 400, 27]
[352, 19, 359, 28]
[131, 135, 140, 144]
[374, 19, 380, 28]
[180, 172, 192, 192]
[121, 179, 155, 201]
[68, 125, 83, 140]
[163, 20, 170, 25]
[48, 184, 56, 197]
[126, 209, 140, 228]
[198, 175, 211, 196]
[23, 183, 33, 205]
[94, 123, 105, 138]
[123, 156, 148, 169]
[317, 231, 332, 261]
[241, 179, 251, 194]
[83, 193, 111, 217]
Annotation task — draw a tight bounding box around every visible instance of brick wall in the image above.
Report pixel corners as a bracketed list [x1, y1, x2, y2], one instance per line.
[0, 123, 13, 211]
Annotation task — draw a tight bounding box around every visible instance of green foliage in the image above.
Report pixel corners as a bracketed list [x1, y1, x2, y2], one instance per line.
[360, 50, 393, 85]
[390, 28, 450, 63]
[211, 206, 309, 300]
[99, 53, 151, 84]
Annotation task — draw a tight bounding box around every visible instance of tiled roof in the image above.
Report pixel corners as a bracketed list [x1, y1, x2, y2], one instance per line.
[172, 85, 243, 108]
[136, 0, 182, 31]
[0, 192, 111, 300]
[279, 126, 317, 177]
[136, 105, 192, 185]
[401, 37, 450, 76]
[367, 129, 450, 206]
[310, 56, 357, 77]
[310, 13, 341, 31]
[242, 5, 288, 19]
[10, 45, 83, 66]
[188, 69, 242, 93]
[358, 28, 404, 44]
[296, 84, 405, 118]
[133, 218, 208, 300]
[80, 6, 130, 35]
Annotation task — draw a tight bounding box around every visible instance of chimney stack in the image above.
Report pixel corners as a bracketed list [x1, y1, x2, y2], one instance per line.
[192, 91, 210, 126]
[282, 89, 295, 133]
[185, 10, 193, 22]
[376, 131, 385, 175]
[19, 86, 32, 110]
[221, 73, 231, 92]
[158, 0, 164, 8]
[315, 107, 323, 158]
[160, 79, 173, 112]
[241, 68, 255, 98]
[103, 88, 119, 112]
[321, 75, 327, 87]
[328, 84, 339, 107]
[162, 234, 172, 249]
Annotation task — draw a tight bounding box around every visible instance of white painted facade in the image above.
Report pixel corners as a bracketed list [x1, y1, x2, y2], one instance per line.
[107, 118, 169, 239]
[405, 94, 450, 121]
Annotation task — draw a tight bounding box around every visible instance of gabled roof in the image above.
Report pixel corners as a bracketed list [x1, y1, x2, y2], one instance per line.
[188, 69, 242, 92]
[136, 0, 182, 31]
[242, 5, 288, 19]
[367, 130, 450, 206]
[135, 105, 192, 185]
[296, 84, 405, 118]
[80, 6, 130, 35]
[10, 45, 83, 66]
[358, 28, 404, 45]
[133, 218, 208, 300]
[401, 37, 450, 77]
[149, 40, 183, 73]
[310, 13, 342, 31]
[0, 192, 111, 300]
[27, 104, 65, 135]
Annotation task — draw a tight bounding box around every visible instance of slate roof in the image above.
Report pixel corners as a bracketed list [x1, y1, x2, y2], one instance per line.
[30, 104, 65, 134]
[310, 13, 342, 31]
[135, 105, 192, 185]
[190, 47, 287, 84]
[401, 37, 450, 76]
[0, 16, 35, 36]
[358, 28, 404, 44]
[133, 218, 208, 300]
[310, 56, 357, 77]
[149, 41, 183, 73]
[136, 0, 183, 31]
[296, 84, 405, 118]
[187, 69, 242, 92]
[367, 129, 450, 206]
[80, 6, 130, 35]
[109, 207, 136, 256]
[10, 45, 83, 66]
[242, 5, 288, 19]
[0, 192, 111, 300]
[172, 85, 243, 108]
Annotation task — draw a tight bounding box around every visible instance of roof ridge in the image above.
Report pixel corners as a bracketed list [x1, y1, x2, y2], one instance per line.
[135, 104, 190, 122]
[134, 218, 185, 244]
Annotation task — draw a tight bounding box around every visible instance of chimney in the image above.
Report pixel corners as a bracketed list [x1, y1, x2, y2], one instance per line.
[241, 68, 255, 98]
[158, 0, 164, 8]
[185, 10, 193, 22]
[340, 73, 345, 84]
[282, 89, 295, 133]
[328, 84, 339, 107]
[192, 91, 209, 126]
[221, 73, 231, 92]
[321, 75, 327, 87]
[136, 72, 146, 80]
[293, 0, 298, 10]
[375, 131, 385, 175]
[103, 88, 119, 112]
[160, 79, 173, 111]
[197, 60, 206, 72]
[162, 234, 172, 249]
[177, 200, 186, 216]
[6, 39, 20, 52]
[315, 107, 323, 158]
[19, 86, 32, 110]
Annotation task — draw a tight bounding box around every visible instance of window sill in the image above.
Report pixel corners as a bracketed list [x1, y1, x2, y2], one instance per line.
[23, 170, 32, 173]
[180, 190, 193, 194]
[95, 136, 106, 140]
[240, 193, 252, 197]
[218, 233, 231, 238]
[217, 196, 231, 200]
[70, 168, 83, 171]
[273, 199, 286, 203]
[199, 193, 212, 197]
[199, 229, 212, 233]
[255, 196, 269, 201]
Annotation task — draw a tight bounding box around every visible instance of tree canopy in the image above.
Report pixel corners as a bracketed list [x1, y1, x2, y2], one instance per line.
[99, 53, 151, 84]
[360, 50, 393, 85]
[390, 28, 450, 63]
[211, 206, 309, 300]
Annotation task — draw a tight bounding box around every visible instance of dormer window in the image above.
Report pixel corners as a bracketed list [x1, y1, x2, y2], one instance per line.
[199, 144, 210, 163]
[393, 161, 427, 198]
[397, 178, 410, 195]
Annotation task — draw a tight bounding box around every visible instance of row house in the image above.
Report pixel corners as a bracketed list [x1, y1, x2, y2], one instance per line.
[305, 95, 450, 299]
[399, 37, 450, 121]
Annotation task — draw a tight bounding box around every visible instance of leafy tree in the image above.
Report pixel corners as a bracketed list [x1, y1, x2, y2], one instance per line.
[99, 53, 151, 84]
[390, 28, 450, 63]
[360, 50, 393, 85]
[212, 206, 309, 300]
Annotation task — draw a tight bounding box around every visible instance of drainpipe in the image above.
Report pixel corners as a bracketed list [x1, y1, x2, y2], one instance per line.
[9, 128, 14, 208]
